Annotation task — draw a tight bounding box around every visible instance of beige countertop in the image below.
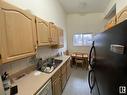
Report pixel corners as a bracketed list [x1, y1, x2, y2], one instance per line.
[12, 55, 70, 95]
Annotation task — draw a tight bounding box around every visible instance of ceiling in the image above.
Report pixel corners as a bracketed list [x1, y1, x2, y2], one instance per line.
[59, 0, 111, 14]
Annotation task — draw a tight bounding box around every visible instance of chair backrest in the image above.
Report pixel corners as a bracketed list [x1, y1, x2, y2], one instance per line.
[75, 58, 84, 63]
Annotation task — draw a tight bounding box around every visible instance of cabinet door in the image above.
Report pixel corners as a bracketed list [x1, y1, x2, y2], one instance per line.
[61, 72, 67, 90]
[104, 16, 116, 30]
[61, 63, 67, 90]
[52, 77, 62, 95]
[117, 7, 127, 24]
[36, 17, 50, 46]
[67, 59, 71, 80]
[0, 1, 36, 63]
[58, 27, 64, 48]
[49, 22, 58, 45]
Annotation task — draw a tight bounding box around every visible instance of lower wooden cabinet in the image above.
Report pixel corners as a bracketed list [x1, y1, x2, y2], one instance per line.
[61, 72, 67, 90]
[52, 58, 71, 95]
[52, 69, 62, 95]
[52, 77, 62, 95]
[61, 63, 67, 90]
[67, 59, 71, 80]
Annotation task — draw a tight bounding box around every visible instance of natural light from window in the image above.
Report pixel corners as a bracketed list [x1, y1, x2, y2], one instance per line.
[73, 33, 93, 46]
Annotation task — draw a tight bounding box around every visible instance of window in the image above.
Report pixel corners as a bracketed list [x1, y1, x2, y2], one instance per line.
[73, 33, 93, 46]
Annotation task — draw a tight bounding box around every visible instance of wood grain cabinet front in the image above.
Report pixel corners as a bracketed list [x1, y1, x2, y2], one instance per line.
[36, 17, 50, 46]
[52, 69, 62, 95]
[51, 58, 71, 95]
[61, 62, 67, 90]
[117, 6, 127, 24]
[57, 27, 64, 48]
[104, 16, 117, 30]
[49, 22, 59, 45]
[0, 1, 36, 63]
[67, 59, 71, 80]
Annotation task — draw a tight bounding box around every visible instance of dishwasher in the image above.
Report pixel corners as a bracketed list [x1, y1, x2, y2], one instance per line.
[36, 80, 52, 95]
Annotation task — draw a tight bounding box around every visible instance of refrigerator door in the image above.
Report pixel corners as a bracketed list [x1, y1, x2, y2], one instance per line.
[94, 20, 127, 95]
[92, 82, 100, 95]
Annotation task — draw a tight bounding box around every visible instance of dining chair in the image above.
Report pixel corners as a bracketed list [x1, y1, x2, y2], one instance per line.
[75, 58, 84, 69]
[75, 53, 84, 69]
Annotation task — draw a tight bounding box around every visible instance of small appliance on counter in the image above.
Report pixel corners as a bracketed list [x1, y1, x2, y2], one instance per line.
[1, 72, 18, 95]
[0, 75, 5, 95]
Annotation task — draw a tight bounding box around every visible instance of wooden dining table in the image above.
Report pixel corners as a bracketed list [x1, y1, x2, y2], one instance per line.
[70, 52, 89, 69]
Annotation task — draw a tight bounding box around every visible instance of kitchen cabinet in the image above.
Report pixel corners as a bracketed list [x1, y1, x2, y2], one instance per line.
[49, 22, 58, 45]
[104, 16, 117, 30]
[36, 17, 50, 46]
[36, 80, 52, 95]
[67, 59, 71, 80]
[57, 27, 64, 48]
[117, 6, 127, 24]
[51, 57, 71, 95]
[61, 62, 67, 90]
[0, 1, 36, 63]
[52, 69, 62, 95]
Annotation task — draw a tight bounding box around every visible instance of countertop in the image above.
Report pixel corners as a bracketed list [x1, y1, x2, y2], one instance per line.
[12, 55, 70, 95]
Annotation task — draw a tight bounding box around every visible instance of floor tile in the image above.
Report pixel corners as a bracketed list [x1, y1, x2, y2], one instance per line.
[62, 68, 90, 95]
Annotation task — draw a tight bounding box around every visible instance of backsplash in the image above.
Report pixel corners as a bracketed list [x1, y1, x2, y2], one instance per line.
[0, 46, 60, 76]
[0, 57, 31, 75]
[37, 46, 59, 59]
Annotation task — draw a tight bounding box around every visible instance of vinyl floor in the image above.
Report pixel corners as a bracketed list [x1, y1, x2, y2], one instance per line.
[62, 68, 90, 95]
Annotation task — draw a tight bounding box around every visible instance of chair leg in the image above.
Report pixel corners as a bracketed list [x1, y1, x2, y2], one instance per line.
[76, 62, 77, 69]
[82, 63, 84, 70]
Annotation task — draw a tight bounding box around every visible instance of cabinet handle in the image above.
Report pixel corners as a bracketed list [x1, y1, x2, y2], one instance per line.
[0, 54, 1, 59]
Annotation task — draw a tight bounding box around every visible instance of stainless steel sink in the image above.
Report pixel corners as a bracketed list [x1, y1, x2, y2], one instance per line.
[53, 59, 63, 68]
[38, 59, 63, 73]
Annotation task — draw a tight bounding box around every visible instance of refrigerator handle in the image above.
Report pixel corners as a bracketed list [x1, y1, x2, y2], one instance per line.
[88, 70, 96, 94]
[88, 46, 94, 67]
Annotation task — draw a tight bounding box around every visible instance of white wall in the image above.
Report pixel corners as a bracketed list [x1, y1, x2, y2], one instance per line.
[116, 0, 127, 13]
[67, 13, 107, 54]
[0, 0, 67, 75]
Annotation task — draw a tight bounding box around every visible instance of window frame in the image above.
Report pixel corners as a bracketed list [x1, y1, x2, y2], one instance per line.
[73, 33, 93, 46]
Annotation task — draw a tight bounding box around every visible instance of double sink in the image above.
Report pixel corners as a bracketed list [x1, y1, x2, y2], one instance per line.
[37, 58, 63, 73]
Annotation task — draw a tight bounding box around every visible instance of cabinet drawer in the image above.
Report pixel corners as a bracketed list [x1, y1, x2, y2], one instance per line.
[52, 68, 61, 82]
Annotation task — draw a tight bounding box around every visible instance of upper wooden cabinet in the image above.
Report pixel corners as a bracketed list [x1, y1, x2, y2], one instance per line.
[49, 22, 58, 45]
[117, 6, 127, 24]
[0, 1, 36, 63]
[57, 27, 64, 48]
[105, 16, 117, 30]
[35, 17, 50, 46]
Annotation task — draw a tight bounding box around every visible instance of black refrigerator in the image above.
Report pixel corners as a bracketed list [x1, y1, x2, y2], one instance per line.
[88, 20, 127, 95]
